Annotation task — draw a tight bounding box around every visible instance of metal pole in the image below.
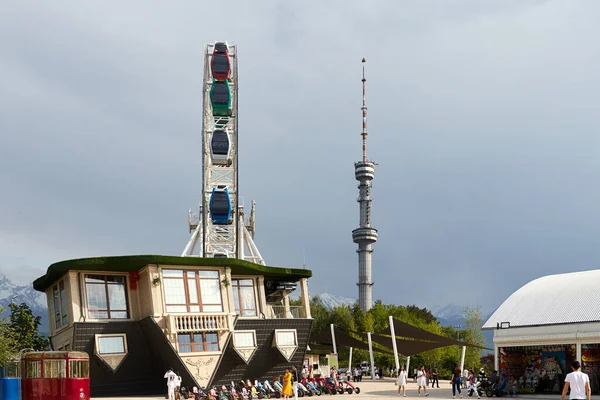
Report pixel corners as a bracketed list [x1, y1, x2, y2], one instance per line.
[367, 332, 376, 381]
[388, 315, 400, 373]
[349, 347, 353, 371]
[330, 324, 337, 354]
[460, 345, 466, 372]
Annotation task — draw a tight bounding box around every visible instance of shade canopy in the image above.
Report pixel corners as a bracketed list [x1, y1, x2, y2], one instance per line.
[310, 326, 393, 354]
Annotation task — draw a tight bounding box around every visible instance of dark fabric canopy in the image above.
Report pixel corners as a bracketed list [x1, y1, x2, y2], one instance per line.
[369, 334, 449, 356]
[310, 326, 393, 354]
[376, 318, 487, 349]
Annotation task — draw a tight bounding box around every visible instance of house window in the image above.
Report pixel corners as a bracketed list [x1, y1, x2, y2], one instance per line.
[231, 279, 257, 317]
[96, 334, 127, 355]
[276, 330, 297, 346]
[43, 360, 66, 378]
[52, 279, 68, 330]
[162, 270, 223, 313]
[177, 332, 219, 352]
[233, 331, 256, 348]
[85, 275, 129, 319]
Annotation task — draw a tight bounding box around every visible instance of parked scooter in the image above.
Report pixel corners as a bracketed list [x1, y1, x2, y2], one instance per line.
[302, 378, 322, 396]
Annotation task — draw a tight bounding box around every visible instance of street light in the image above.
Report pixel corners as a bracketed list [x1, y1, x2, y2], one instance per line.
[454, 325, 462, 365]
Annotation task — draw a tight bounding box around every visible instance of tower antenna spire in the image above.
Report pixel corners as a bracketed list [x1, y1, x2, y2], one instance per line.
[361, 58, 368, 163]
[352, 57, 378, 311]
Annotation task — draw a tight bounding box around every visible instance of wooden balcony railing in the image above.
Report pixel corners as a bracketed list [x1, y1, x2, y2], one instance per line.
[168, 313, 234, 333]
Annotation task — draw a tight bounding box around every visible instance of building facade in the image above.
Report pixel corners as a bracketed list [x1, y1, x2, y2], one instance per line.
[34, 255, 313, 397]
[483, 269, 600, 395]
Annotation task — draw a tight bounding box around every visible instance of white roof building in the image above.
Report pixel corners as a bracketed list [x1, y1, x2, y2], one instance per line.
[483, 269, 600, 371]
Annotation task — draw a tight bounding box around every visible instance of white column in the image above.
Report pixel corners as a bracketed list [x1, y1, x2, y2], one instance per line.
[577, 342, 582, 362]
[460, 345, 466, 371]
[494, 345, 499, 371]
[283, 293, 291, 318]
[405, 356, 411, 381]
[349, 347, 353, 371]
[299, 278, 311, 318]
[330, 324, 337, 354]
[367, 332, 376, 381]
[389, 315, 400, 373]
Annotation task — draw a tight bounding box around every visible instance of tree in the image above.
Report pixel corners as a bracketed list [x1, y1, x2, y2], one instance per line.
[0, 307, 16, 366]
[8, 302, 50, 351]
[461, 307, 486, 370]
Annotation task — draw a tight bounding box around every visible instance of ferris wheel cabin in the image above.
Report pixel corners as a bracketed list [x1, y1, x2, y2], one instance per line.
[210, 81, 232, 117]
[209, 186, 233, 225]
[211, 42, 231, 81]
[210, 130, 231, 166]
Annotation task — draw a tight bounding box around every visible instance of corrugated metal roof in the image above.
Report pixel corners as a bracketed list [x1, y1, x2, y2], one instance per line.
[482, 269, 600, 329]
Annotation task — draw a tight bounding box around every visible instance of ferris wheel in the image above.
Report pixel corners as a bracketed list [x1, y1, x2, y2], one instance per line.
[182, 42, 264, 265]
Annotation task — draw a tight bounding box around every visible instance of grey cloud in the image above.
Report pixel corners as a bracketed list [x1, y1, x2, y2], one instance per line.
[1, 1, 599, 313]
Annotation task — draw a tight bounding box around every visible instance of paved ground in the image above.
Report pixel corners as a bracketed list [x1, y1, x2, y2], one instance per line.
[92, 378, 599, 400]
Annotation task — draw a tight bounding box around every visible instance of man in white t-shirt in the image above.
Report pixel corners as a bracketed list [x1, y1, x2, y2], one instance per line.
[561, 360, 590, 400]
[164, 368, 178, 400]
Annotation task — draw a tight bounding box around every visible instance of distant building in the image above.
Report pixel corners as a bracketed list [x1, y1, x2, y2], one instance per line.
[483, 269, 600, 395]
[34, 255, 312, 397]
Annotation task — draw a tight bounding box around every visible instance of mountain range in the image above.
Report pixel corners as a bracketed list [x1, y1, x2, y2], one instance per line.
[0, 275, 49, 333]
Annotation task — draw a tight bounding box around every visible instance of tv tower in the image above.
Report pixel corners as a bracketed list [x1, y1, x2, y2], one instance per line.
[352, 58, 378, 311]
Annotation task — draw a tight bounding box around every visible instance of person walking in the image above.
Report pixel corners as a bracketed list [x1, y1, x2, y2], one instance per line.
[397, 366, 407, 397]
[291, 365, 299, 400]
[451, 364, 463, 399]
[417, 366, 430, 397]
[431, 367, 440, 388]
[282, 368, 293, 400]
[467, 369, 480, 399]
[164, 367, 178, 400]
[561, 360, 590, 400]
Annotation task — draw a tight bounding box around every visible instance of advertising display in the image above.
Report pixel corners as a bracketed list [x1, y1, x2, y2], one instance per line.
[499, 344, 576, 394]
[582, 344, 600, 395]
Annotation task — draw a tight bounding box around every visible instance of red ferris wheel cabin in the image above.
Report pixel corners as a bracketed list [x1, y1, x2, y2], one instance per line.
[211, 42, 231, 81]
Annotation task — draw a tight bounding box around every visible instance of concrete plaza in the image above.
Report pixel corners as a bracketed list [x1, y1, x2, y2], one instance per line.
[92, 378, 599, 400]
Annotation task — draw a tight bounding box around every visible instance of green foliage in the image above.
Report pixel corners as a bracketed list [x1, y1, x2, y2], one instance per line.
[306, 297, 487, 378]
[461, 307, 486, 371]
[0, 309, 16, 366]
[8, 303, 50, 351]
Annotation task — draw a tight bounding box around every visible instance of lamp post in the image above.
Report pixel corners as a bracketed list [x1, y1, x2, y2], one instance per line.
[454, 324, 462, 365]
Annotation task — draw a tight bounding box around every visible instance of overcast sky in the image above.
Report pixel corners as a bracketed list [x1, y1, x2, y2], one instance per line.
[1, 0, 599, 313]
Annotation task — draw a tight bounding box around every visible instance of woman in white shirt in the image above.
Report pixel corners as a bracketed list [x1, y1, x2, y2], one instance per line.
[417, 366, 430, 397]
[397, 366, 408, 397]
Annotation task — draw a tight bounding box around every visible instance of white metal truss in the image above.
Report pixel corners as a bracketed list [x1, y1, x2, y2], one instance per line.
[182, 204, 265, 266]
[182, 42, 265, 265]
[203, 42, 238, 257]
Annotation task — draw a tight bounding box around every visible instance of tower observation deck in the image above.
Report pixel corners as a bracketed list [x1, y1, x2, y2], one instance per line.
[352, 58, 378, 312]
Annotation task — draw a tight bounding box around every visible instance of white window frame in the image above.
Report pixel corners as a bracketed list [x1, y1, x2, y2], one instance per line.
[51, 277, 69, 332]
[230, 277, 259, 318]
[94, 333, 128, 356]
[275, 329, 297, 347]
[83, 273, 132, 321]
[233, 330, 257, 349]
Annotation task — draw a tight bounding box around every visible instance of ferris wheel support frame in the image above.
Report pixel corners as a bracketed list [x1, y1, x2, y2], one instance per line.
[182, 42, 265, 266]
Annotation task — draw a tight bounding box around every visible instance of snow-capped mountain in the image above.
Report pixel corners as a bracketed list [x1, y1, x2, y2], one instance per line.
[0, 275, 48, 334]
[314, 293, 356, 310]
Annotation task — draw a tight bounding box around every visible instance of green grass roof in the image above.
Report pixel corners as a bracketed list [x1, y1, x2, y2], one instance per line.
[33, 254, 312, 292]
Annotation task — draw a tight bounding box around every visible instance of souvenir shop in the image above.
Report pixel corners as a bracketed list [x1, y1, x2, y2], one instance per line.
[483, 270, 600, 395]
